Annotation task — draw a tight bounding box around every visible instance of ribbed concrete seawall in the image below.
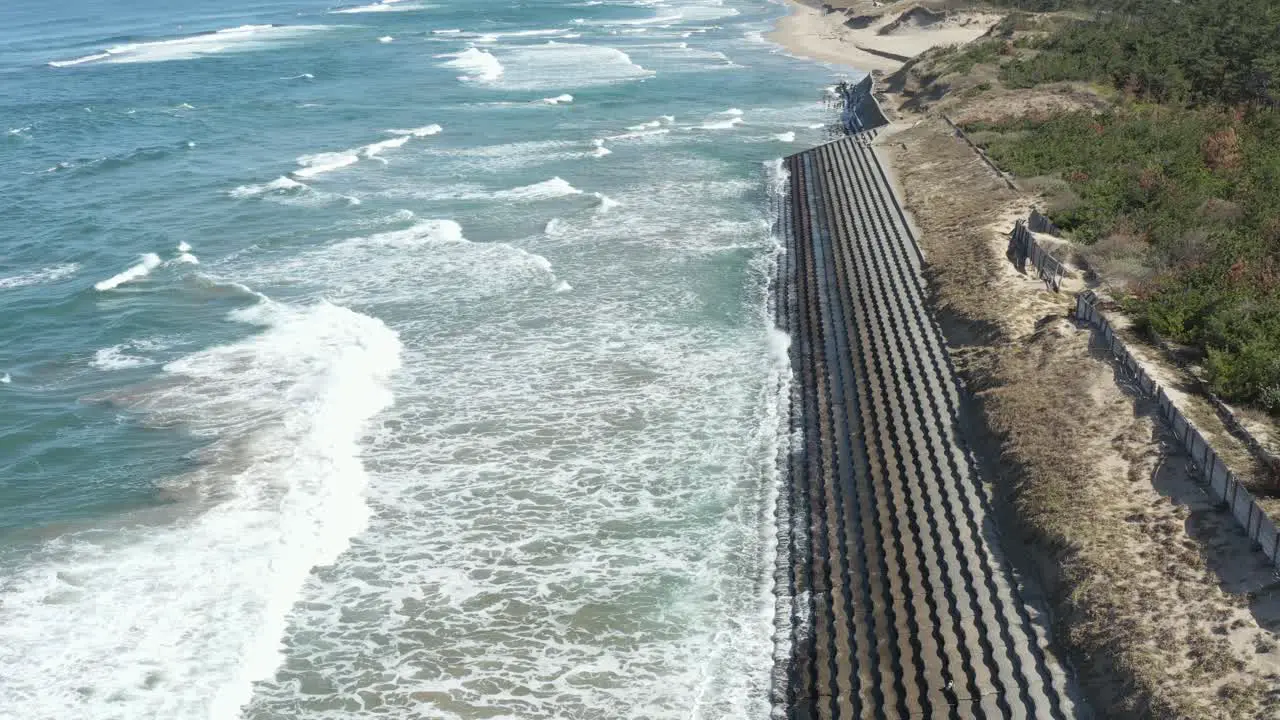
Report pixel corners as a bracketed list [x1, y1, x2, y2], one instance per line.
[772, 135, 1082, 719]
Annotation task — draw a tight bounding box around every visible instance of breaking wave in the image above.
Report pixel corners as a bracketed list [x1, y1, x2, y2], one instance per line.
[48, 24, 330, 66]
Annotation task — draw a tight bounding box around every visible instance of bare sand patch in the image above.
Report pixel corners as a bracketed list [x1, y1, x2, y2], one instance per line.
[768, 0, 1001, 74]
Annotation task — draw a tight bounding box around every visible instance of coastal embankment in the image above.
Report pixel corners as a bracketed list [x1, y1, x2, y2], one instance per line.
[772, 132, 1082, 716]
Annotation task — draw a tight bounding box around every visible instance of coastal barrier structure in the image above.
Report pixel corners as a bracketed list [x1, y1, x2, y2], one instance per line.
[836, 76, 890, 136]
[1075, 291, 1280, 570]
[1007, 220, 1066, 292]
[773, 133, 1082, 719]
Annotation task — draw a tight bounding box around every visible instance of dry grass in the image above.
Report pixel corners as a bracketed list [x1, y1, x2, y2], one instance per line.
[878, 115, 1280, 718]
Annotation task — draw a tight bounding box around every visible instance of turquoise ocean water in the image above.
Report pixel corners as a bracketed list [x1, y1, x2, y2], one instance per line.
[0, 0, 856, 716]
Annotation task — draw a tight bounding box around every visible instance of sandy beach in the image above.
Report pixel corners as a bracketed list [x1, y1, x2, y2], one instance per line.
[768, 0, 1000, 74]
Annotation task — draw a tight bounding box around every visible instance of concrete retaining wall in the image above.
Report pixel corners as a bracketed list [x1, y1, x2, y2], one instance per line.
[1076, 291, 1280, 570]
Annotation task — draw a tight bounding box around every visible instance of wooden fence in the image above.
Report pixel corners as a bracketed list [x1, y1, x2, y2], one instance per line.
[1076, 291, 1280, 570]
[1008, 219, 1067, 292]
[1028, 208, 1062, 236]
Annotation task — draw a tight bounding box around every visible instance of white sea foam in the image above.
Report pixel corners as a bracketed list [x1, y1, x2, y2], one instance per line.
[91, 344, 152, 370]
[94, 253, 162, 291]
[330, 0, 431, 13]
[698, 116, 744, 130]
[378, 36, 394, 43]
[0, 263, 80, 290]
[494, 176, 582, 200]
[177, 241, 193, 252]
[49, 25, 330, 66]
[243, 219, 564, 306]
[774, 131, 796, 142]
[293, 151, 359, 178]
[0, 296, 402, 720]
[361, 136, 410, 159]
[540, 93, 574, 105]
[591, 138, 612, 157]
[627, 119, 663, 131]
[172, 253, 200, 265]
[432, 28, 462, 34]
[231, 176, 307, 198]
[230, 176, 359, 207]
[415, 138, 581, 173]
[281, 72, 314, 80]
[385, 124, 442, 137]
[605, 127, 670, 142]
[720, 107, 744, 116]
[481, 42, 652, 90]
[593, 192, 619, 213]
[440, 47, 504, 83]
[48, 52, 111, 67]
[475, 28, 571, 43]
[0, 373, 9, 384]
[8, 126, 32, 136]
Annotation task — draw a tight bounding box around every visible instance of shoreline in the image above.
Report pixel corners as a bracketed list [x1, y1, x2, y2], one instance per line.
[767, 0, 1002, 76]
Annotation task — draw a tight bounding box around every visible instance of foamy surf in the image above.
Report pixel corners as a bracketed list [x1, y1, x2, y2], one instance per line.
[293, 151, 359, 178]
[440, 47, 504, 83]
[698, 115, 744, 130]
[0, 296, 402, 720]
[774, 131, 795, 142]
[0, 263, 80, 290]
[494, 176, 582, 200]
[385, 124, 442, 137]
[362, 136, 410, 160]
[378, 36, 394, 43]
[48, 24, 330, 66]
[91, 343, 154, 370]
[475, 28, 572, 43]
[94, 253, 162, 291]
[330, 0, 431, 13]
[541, 93, 574, 105]
[47, 52, 111, 67]
[231, 176, 308, 198]
[467, 42, 652, 90]
[230, 177, 359, 207]
[593, 192, 619, 213]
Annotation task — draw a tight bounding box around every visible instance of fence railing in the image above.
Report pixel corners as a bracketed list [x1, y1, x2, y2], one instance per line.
[1076, 291, 1280, 570]
[1028, 208, 1062, 236]
[1008, 219, 1067, 292]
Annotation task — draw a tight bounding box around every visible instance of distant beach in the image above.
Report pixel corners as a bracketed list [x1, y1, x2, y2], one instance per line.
[769, 0, 1000, 73]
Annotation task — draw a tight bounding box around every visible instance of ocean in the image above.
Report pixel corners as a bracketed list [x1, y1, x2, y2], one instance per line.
[0, 0, 855, 717]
